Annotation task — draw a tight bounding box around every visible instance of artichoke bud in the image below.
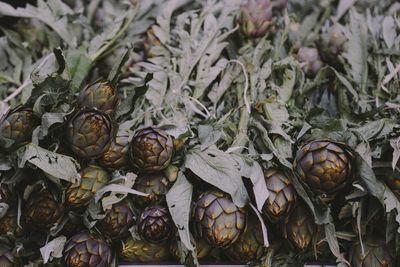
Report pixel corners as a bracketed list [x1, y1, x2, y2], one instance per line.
[193, 189, 247, 248]
[120, 236, 170, 263]
[66, 109, 113, 160]
[171, 238, 213, 261]
[98, 200, 135, 239]
[0, 108, 39, 149]
[137, 205, 173, 244]
[262, 169, 297, 222]
[293, 140, 353, 199]
[296, 47, 323, 77]
[350, 237, 395, 267]
[78, 80, 119, 116]
[238, 0, 273, 39]
[66, 165, 110, 210]
[63, 232, 112, 267]
[25, 190, 64, 230]
[130, 127, 174, 173]
[98, 129, 131, 170]
[224, 215, 266, 263]
[132, 172, 171, 209]
[283, 204, 316, 251]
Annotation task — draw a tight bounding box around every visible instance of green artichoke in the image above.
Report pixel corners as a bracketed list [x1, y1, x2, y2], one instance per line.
[170, 238, 213, 261]
[293, 140, 352, 198]
[130, 127, 174, 173]
[262, 169, 297, 222]
[193, 189, 247, 248]
[132, 172, 170, 209]
[0, 108, 38, 148]
[66, 165, 110, 209]
[25, 190, 64, 230]
[98, 200, 135, 239]
[137, 205, 173, 244]
[238, 0, 273, 39]
[77, 80, 119, 115]
[63, 232, 111, 267]
[120, 236, 170, 262]
[66, 109, 113, 160]
[296, 47, 323, 77]
[98, 130, 130, 170]
[224, 215, 266, 263]
[350, 237, 394, 267]
[283, 204, 316, 251]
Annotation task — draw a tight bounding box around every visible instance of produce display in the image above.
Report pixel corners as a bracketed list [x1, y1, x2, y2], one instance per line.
[0, 0, 399, 266]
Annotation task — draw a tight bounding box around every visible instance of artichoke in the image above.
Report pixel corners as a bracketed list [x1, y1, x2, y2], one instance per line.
[318, 23, 347, 64]
[283, 204, 316, 251]
[25, 190, 64, 230]
[77, 80, 119, 115]
[130, 127, 174, 173]
[0, 108, 38, 148]
[224, 215, 266, 263]
[0, 209, 17, 235]
[350, 237, 394, 267]
[66, 109, 113, 160]
[137, 205, 173, 244]
[262, 169, 297, 222]
[293, 140, 352, 197]
[120, 236, 170, 263]
[98, 200, 135, 239]
[170, 238, 213, 261]
[66, 165, 110, 209]
[132, 172, 170, 209]
[192, 189, 247, 248]
[238, 0, 273, 39]
[63, 232, 111, 267]
[296, 47, 323, 77]
[98, 130, 130, 170]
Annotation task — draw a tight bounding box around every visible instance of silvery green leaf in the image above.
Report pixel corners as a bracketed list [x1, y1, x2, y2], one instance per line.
[166, 172, 194, 251]
[15, 143, 80, 183]
[185, 146, 249, 207]
[40, 236, 66, 264]
[382, 16, 397, 48]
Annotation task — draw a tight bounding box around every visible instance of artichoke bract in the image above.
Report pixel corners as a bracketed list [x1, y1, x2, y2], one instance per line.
[293, 140, 352, 197]
[193, 189, 247, 248]
[98, 200, 135, 239]
[98, 130, 130, 170]
[224, 215, 266, 263]
[238, 0, 273, 39]
[350, 237, 394, 267]
[63, 232, 111, 267]
[120, 236, 170, 263]
[283, 204, 316, 251]
[262, 169, 297, 222]
[0, 108, 38, 148]
[77, 80, 119, 115]
[137, 205, 173, 244]
[66, 109, 113, 160]
[130, 127, 174, 173]
[132, 172, 170, 209]
[66, 165, 110, 209]
[25, 190, 64, 230]
[171, 238, 212, 261]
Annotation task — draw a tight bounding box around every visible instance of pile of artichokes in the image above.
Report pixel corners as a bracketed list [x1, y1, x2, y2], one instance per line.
[0, 0, 399, 266]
